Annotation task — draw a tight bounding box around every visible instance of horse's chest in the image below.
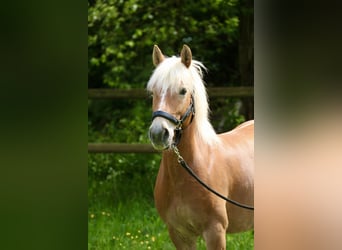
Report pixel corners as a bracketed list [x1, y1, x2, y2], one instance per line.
[164, 197, 204, 234]
[154, 172, 209, 234]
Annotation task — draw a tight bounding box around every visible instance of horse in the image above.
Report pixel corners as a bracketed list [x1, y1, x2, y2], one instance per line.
[147, 44, 254, 249]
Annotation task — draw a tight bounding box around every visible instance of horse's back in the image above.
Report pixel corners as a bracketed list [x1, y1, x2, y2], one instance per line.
[218, 120, 254, 147]
[232, 120, 254, 136]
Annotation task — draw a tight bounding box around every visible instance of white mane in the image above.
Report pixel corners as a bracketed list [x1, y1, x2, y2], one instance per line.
[147, 56, 219, 146]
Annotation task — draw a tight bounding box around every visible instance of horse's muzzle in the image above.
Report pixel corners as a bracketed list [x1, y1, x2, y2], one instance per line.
[149, 120, 173, 150]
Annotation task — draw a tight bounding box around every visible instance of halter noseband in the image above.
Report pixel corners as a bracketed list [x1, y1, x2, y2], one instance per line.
[151, 95, 195, 146]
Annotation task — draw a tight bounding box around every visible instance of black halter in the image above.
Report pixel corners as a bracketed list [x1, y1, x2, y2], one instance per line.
[151, 95, 195, 146]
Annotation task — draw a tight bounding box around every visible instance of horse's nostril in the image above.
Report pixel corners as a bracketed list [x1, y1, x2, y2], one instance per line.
[149, 124, 171, 150]
[162, 128, 169, 141]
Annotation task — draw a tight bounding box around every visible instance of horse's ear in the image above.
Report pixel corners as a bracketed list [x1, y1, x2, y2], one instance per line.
[181, 44, 192, 68]
[152, 45, 164, 67]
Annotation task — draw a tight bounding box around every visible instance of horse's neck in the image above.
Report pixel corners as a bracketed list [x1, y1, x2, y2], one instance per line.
[162, 125, 204, 180]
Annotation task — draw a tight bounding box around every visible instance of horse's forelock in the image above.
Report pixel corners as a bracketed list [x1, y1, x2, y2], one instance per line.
[147, 58, 205, 92]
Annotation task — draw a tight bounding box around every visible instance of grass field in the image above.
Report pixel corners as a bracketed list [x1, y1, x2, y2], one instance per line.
[88, 197, 254, 249]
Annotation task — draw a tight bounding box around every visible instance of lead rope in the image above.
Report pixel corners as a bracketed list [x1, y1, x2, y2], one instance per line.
[171, 144, 254, 210]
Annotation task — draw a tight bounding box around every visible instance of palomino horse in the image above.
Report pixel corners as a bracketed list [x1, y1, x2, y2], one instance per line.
[147, 45, 254, 249]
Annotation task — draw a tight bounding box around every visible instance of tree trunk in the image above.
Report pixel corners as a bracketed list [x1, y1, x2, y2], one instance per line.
[238, 0, 254, 120]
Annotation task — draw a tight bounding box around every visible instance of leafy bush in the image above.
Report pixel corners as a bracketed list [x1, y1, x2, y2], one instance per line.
[88, 152, 160, 206]
[88, 0, 241, 88]
[88, 98, 161, 205]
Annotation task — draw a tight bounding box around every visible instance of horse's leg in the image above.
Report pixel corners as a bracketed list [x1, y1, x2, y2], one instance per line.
[203, 222, 227, 250]
[168, 226, 197, 250]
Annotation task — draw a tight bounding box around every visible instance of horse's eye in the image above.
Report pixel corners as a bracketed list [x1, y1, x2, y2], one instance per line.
[179, 88, 187, 95]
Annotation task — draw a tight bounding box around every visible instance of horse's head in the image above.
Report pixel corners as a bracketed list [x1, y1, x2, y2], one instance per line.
[147, 45, 195, 150]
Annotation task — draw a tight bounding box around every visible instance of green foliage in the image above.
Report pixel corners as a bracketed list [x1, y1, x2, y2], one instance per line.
[88, 99, 152, 142]
[88, 0, 242, 88]
[88, 98, 161, 205]
[88, 99, 161, 205]
[210, 97, 246, 133]
[88, 152, 160, 206]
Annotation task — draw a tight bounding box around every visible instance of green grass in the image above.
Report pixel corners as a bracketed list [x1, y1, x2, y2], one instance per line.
[88, 198, 254, 249]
